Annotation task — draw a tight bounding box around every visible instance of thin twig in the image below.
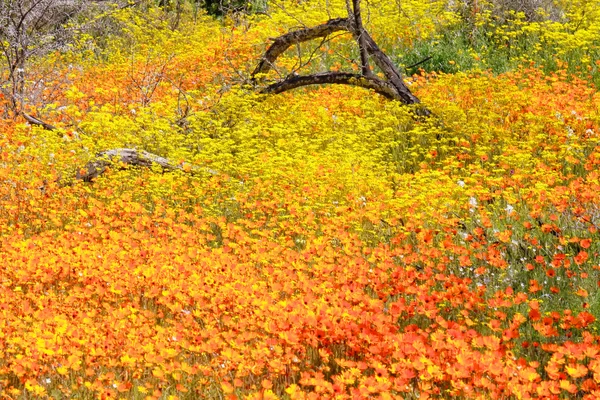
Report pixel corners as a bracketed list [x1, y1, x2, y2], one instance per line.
[22, 112, 56, 130]
[406, 55, 433, 70]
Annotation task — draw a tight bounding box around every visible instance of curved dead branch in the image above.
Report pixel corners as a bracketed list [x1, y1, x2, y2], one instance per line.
[262, 72, 399, 99]
[252, 18, 350, 77]
[252, 1, 429, 115]
[76, 148, 218, 182]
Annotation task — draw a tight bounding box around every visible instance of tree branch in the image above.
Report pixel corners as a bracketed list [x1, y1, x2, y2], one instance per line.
[350, 0, 372, 77]
[22, 112, 57, 130]
[252, 18, 350, 77]
[261, 72, 399, 100]
[251, 13, 429, 115]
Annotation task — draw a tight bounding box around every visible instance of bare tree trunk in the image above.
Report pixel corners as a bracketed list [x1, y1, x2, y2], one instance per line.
[349, 0, 372, 77]
[360, 28, 421, 105]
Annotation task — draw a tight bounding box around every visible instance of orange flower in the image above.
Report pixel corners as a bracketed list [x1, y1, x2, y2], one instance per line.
[559, 380, 578, 394]
[574, 251, 589, 265]
[566, 364, 588, 379]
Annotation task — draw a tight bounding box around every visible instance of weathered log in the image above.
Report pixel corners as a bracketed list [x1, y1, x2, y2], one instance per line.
[76, 148, 218, 182]
[18, 113, 215, 183]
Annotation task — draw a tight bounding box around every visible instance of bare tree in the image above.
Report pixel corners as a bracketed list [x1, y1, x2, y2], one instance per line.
[0, 0, 132, 124]
[252, 0, 429, 115]
[0, 0, 80, 119]
[0, 0, 212, 183]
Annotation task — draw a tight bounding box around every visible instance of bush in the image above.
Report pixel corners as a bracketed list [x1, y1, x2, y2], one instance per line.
[159, 0, 266, 16]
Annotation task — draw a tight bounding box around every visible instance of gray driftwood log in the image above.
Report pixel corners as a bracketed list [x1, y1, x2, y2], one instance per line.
[76, 148, 218, 182]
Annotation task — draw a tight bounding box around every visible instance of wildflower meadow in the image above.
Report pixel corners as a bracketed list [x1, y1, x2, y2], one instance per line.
[1, 0, 600, 398]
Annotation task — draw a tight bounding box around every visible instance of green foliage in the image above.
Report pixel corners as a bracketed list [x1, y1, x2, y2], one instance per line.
[157, 0, 267, 16]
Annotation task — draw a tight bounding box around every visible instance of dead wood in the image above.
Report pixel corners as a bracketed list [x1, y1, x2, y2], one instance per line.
[22, 113, 57, 130]
[18, 110, 215, 183]
[262, 72, 399, 99]
[252, 0, 429, 115]
[76, 148, 218, 182]
[252, 18, 350, 77]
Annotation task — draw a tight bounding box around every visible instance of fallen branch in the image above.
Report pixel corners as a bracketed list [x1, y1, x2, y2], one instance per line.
[16, 112, 216, 182]
[76, 148, 218, 182]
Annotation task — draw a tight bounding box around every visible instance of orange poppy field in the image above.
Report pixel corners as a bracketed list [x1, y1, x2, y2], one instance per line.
[1, 1, 600, 398]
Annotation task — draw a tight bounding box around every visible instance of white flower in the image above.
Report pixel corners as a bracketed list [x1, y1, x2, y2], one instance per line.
[505, 204, 514, 214]
[457, 180, 465, 188]
[469, 197, 477, 208]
